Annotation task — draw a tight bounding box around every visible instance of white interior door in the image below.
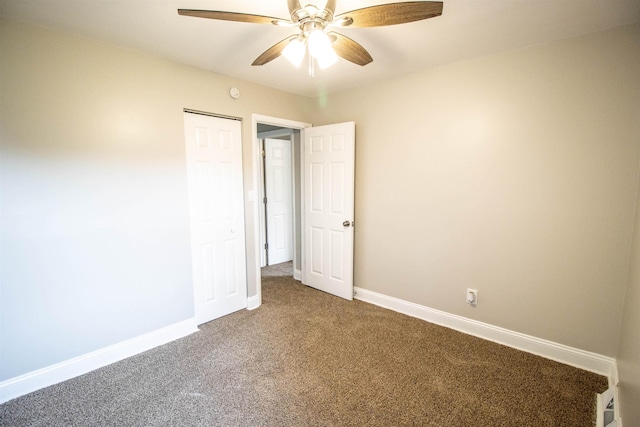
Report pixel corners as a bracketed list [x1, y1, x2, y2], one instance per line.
[303, 122, 355, 300]
[184, 112, 247, 325]
[265, 138, 293, 265]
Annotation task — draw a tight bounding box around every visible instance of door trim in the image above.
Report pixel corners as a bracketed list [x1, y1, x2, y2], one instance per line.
[250, 114, 312, 310]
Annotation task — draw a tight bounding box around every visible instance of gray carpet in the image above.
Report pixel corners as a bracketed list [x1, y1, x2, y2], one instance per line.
[0, 262, 607, 426]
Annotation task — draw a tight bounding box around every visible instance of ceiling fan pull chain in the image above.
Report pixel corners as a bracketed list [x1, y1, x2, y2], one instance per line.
[308, 54, 315, 77]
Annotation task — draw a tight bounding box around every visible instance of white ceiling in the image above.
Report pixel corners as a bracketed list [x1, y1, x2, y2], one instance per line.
[2, 0, 639, 97]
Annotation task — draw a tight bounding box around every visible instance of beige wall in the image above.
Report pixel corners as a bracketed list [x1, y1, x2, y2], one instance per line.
[0, 19, 313, 379]
[618, 162, 640, 426]
[313, 24, 640, 357]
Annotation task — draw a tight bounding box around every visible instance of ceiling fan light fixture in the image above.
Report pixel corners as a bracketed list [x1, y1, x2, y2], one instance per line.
[308, 29, 338, 69]
[282, 38, 306, 67]
[316, 47, 338, 69]
[308, 29, 331, 57]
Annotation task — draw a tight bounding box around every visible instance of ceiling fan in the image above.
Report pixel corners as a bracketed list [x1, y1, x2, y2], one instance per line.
[178, 0, 443, 71]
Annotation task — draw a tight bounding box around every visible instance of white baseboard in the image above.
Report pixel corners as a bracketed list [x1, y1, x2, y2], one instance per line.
[247, 294, 261, 310]
[293, 268, 302, 281]
[354, 287, 617, 379]
[0, 317, 198, 404]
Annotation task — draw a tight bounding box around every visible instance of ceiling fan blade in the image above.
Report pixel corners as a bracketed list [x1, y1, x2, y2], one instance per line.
[252, 35, 297, 66]
[328, 32, 373, 66]
[178, 9, 283, 25]
[334, 1, 443, 28]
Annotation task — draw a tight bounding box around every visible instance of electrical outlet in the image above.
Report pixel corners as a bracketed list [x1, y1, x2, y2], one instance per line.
[466, 288, 478, 306]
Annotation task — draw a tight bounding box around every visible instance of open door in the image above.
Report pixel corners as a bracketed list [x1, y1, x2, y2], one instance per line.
[303, 122, 355, 300]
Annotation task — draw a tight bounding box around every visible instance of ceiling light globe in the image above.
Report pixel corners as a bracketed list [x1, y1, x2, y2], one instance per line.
[282, 38, 306, 67]
[308, 29, 338, 69]
[316, 48, 338, 69]
[307, 30, 330, 59]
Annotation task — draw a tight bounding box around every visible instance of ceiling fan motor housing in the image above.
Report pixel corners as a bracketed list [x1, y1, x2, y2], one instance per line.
[289, 0, 336, 23]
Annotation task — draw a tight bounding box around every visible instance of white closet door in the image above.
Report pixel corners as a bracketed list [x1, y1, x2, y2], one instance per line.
[184, 112, 247, 325]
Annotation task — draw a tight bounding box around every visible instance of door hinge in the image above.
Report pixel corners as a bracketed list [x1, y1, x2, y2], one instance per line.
[262, 149, 266, 158]
[263, 197, 267, 204]
[264, 243, 269, 250]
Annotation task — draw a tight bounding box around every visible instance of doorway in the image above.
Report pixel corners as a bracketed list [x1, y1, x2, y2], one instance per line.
[257, 129, 297, 270]
[250, 115, 311, 309]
